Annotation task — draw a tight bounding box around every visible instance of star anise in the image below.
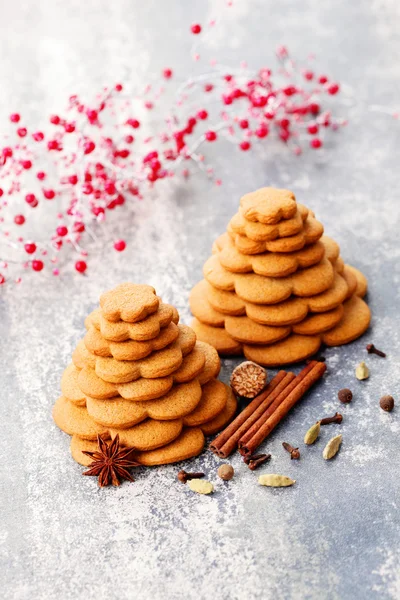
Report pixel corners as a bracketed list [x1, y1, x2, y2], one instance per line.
[82, 434, 140, 487]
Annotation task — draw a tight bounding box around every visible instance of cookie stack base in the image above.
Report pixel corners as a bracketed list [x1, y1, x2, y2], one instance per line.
[69, 388, 237, 467]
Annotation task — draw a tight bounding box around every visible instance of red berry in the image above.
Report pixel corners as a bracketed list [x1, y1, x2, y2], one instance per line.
[125, 135, 134, 144]
[92, 206, 105, 217]
[310, 138, 323, 149]
[0, 188, 3, 197]
[105, 182, 116, 195]
[2, 147, 13, 158]
[309, 103, 320, 115]
[64, 123, 75, 133]
[280, 118, 290, 129]
[43, 189, 55, 200]
[147, 172, 158, 182]
[84, 172, 92, 182]
[318, 75, 328, 84]
[50, 115, 60, 125]
[17, 127, 27, 137]
[83, 140, 95, 154]
[239, 119, 249, 129]
[256, 125, 269, 138]
[115, 194, 125, 206]
[117, 148, 130, 159]
[232, 88, 244, 99]
[252, 96, 267, 107]
[56, 226, 68, 237]
[280, 130, 290, 142]
[21, 160, 32, 170]
[68, 174, 78, 185]
[283, 85, 297, 96]
[75, 260, 87, 273]
[204, 83, 214, 93]
[25, 193, 37, 205]
[205, 130, 217, 142]
[37, 171, 46, 180]
[191, 23, 201, 34]
[47, 139, 62, 151]
[82, 183, 93, 195]
[14, 215, 25, 225]
[10, 113, 21, 123]
[163, 68, 173, 79]
[115, 83, 123, 91]
[239, 141, 251, 151]
[224, 74, 233, 82]
[74, 222, 85, 233]
[114, 239, 126, 252]
[307, 123, 319, 135]
[197, 109, 208, 120]
[222, 95, 233, 105]
[87, 109, 98, 122]
[32, 131, 44, 141]
[327, 83, 340, 95]
[0, 274, 5, 285]
[126, 118, 140, 129]
[25, 242, 36, 254]
[303, 70, 314, 81]
[32, 259, 44, 272]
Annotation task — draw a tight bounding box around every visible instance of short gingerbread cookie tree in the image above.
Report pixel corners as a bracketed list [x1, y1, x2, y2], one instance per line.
[53, 283, 237, 467]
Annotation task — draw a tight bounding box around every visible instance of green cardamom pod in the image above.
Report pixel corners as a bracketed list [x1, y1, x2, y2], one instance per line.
[188, 479, 214, 494]
[304, 421, 321, 445]
[323, 434, 342, 460]
[258, 474, 295, 487]
[355, 361, 369, 380]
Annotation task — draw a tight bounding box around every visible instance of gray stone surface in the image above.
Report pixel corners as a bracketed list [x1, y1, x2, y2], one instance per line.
[1, 0, 400, 598]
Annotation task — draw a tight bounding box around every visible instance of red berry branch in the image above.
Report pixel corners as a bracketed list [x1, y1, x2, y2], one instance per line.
[0, 16, 346, 286]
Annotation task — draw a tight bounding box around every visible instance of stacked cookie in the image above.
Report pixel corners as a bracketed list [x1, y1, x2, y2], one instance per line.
[190, 187, 371, 365]
[53, 284, 237, 467]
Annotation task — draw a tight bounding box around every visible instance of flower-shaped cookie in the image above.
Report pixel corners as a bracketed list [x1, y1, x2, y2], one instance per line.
[99, 283, 159, 322]
[227, 212, 324, 255]
[240, 187, 297, 224]
[214, 234, 339, 278]
[230, 204, 309, 242]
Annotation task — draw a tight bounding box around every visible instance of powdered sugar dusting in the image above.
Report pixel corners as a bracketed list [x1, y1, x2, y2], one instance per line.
[2, 0, 400, 598]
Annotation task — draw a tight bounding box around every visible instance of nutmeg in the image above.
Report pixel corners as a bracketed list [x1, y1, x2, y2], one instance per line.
[217, 464, 234, 481]
[230, 361, 267, 399]
[379, 395, 394, 412]
[338, 388, 353, 404]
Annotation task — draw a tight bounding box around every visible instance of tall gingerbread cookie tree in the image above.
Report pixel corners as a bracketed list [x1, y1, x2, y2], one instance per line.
[190, 187, 371, 365]
[53, 284, 237, 467]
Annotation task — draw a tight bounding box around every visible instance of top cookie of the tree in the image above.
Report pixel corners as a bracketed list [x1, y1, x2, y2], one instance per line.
[240, 187, 297, 224]
[100, 283, 159, 323]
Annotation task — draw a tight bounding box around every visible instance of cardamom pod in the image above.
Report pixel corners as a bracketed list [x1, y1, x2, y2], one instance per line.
[323, 434, 342, 460]
[355, 361, 369, 380]
[188, 479, 214, 495]
[304, 421, 321, 445]
[258, 474, 295, 487]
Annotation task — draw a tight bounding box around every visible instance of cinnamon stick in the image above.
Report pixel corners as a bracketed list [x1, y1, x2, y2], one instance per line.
[210, 371, 286, 453]
[239, 361, 316, 450]
[239, 361, 327, 456]
[210, 370, 295, 458]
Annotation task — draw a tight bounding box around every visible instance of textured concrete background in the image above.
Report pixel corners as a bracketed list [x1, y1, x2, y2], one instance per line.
[1, 1, 400, 598]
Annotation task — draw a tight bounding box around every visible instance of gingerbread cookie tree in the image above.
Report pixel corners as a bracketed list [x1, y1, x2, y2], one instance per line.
[53, 283, 237, 467]
[190, 187, 371, 365]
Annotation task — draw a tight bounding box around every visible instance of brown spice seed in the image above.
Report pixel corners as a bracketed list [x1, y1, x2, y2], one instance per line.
[217, 464, 234, 481]
[379, 395, 394, 412]
[338, 388, 353, 404]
